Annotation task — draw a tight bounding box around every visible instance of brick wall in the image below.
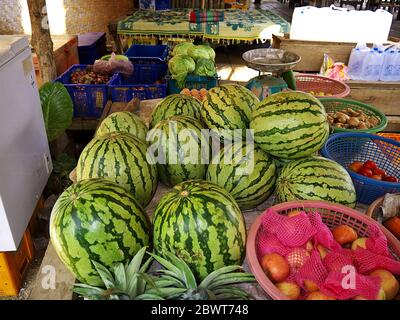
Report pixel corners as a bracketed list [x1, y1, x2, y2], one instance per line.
[0, 0, 134, 40]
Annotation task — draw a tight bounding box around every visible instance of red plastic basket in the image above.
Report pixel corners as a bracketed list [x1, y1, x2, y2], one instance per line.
[295, 74, 350, 98]
[246, 200, 400, 300]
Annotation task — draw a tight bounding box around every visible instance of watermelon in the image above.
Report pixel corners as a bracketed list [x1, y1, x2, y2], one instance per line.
[152, 180, 246, 280]
[250, 91, 330, 159]
[206, 141, 276, 210]
[150, 94, 202, 128]
[200, 84, 259, 141]
[95, 111, 148, 141]
[276, 156, 357, 208]
[147, 115, 209, 187]
[76, 132, 157, 207]
[49, 179, 151, 286]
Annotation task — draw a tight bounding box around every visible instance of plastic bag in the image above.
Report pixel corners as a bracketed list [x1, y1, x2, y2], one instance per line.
[92, 53, 134, 76]
[320, 53, 350, 81]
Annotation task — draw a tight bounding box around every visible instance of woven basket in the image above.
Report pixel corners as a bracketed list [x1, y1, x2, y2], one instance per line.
[366, 193, 400, 219]
[295, 74, 350, 99]
[321, 133, 400, 205]
[320, 98, 388, 134]
[246, 200, 400, 300]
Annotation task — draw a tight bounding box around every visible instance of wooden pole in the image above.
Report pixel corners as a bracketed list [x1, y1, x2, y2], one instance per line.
[27, 0, 57, 83]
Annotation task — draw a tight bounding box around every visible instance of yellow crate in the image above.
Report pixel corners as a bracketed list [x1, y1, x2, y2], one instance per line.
[0, 230, 35, 297]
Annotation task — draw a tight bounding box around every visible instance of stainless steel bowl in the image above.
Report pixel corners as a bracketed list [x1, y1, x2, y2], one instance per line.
[242, 48, 301, 74]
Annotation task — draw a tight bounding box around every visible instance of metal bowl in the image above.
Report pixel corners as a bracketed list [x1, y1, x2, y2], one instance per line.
[242, 48, 301, 74]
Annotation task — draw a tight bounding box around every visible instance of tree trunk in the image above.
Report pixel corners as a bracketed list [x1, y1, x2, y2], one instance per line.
[27, 0, 57, 83]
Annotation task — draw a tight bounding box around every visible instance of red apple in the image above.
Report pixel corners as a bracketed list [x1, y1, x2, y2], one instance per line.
[363, 160, 377, 171]
[260, 253, 290, 283]
[348, 161, 363, 173]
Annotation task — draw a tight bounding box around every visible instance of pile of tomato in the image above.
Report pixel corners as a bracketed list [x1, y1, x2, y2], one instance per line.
[348, 160, 398, 182]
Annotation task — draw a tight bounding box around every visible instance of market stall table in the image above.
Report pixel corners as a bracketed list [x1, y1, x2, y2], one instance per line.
[29, 98, 369, 300]
[115, 9, 290, 51]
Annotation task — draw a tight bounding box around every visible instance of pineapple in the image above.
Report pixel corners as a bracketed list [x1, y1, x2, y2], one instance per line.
[73, 248, 255, 300]
[73, 247, 184, 300]
[149, 251, 255, 300]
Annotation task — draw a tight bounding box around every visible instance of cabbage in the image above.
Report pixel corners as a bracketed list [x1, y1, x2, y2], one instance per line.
[188, 45, 215, 61]
[172, 42, 195, 56]
[168, 54, 196, 88]
[194, 58, 216, 77]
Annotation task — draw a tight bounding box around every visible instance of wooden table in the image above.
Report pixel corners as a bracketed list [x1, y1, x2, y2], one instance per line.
[29, 98, 371, 300]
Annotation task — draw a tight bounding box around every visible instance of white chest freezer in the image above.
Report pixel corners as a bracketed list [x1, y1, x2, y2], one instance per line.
[0, 36, 52, 251]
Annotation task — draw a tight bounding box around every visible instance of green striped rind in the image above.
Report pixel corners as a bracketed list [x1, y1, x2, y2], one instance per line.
[250, 91, 330, 159]
[148, 115, 209, 187]
[76, 132, 157, 207]
[152, 180, 246, 280]
[276, 156, 357, 208]
[206, 141, 277, 210]
[150, 94, 202, 128]
[49, 179, 151, 286]
[95, 111, 148, 141]
[200, 84, 259, 138]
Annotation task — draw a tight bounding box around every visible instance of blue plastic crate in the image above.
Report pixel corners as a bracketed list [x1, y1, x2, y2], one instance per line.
[109, 73, 167, 103]
[168, 74, 218, 94]
[78, 32, 107, 65]
[133, 63, 168, 84]
[156, 0, 172, 10]
[321, 132, 400, 205]
[124, 45, 168, 64]
[55, 64, 110, 118]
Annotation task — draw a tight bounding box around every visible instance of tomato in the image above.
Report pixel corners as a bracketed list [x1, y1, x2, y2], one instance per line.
[358, 168, 373, 177]
[382, 176, 398, 183]
[371, 174, 382, 180]
[348, 161, 364, 173]
[373, 168, 386, 176]
[363, 160, 378, 171]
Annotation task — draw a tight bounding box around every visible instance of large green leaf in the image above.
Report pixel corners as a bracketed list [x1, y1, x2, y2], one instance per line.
[39, 82, 73, 141]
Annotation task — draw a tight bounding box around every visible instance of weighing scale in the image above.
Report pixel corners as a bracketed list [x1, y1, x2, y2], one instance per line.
[242, 48, 301, 100]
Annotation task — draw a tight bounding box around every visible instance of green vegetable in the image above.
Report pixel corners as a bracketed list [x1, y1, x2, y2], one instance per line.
[39, 82, 73, 141]
[171, 42, 195, 56]
[168, 54, 195, 89]
[188, 45, 215, 61]
[194, 58, 216, 77]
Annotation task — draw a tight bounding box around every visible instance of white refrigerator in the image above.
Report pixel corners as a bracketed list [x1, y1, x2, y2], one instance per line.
[0, 36, 52, 251]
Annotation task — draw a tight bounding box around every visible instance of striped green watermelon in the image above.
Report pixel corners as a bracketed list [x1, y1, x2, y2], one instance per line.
[50, 179, 151, 286]
[206, 141, 276, 210]
[76, 132, 157, 207]
[250, 91, 330, 159]
[150, 94, 202, 128]
[201, 84, 259, 141]
[95, 111, 148, 141]
[152, 180, 246, 280]
[147, 115, 209, 187]
[276, 156, 357, 208]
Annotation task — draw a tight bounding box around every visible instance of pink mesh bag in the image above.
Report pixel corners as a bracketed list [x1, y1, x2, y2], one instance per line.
[353, 248, 400, 275]
[256, 228, 289, 258]
[261, 209, 316, 247]
[365, 224, 390, 257]
[320, 271, 381, 300]
[295, 250, 328, 289]
[323, 248, 354, 272]
[308, 212, 341, 251]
